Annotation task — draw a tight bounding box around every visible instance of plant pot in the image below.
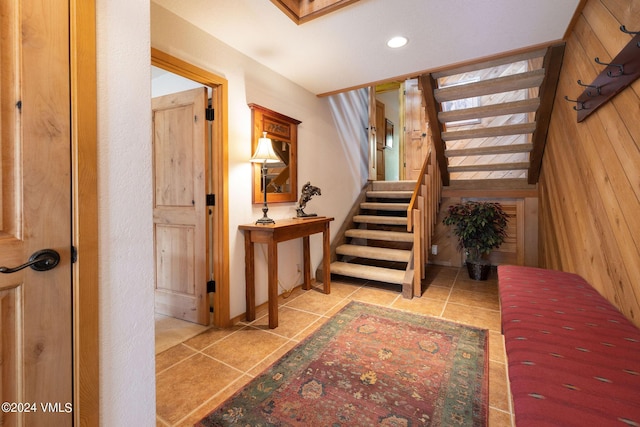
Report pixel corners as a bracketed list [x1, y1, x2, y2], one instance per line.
[466, 261, 491, 281]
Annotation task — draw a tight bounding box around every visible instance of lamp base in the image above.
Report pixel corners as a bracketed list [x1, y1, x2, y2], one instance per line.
[255, 205, 275, 225]
[256, 162, 275, 225]
[255, 215, 275, 225]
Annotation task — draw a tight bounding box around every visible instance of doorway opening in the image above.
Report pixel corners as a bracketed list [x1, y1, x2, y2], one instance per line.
[151, 48, 230, 354]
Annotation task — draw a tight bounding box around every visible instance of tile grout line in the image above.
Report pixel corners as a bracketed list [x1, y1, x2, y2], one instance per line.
[156, 267, 512, 424]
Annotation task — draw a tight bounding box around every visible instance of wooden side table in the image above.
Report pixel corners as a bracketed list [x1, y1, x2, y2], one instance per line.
[239, 216, 334, 328]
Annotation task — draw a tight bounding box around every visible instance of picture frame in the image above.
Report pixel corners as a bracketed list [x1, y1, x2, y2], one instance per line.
[384, 119, 393, 149]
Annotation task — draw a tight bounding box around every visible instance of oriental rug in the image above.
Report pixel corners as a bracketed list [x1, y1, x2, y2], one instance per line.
[197, 301, 488, 426]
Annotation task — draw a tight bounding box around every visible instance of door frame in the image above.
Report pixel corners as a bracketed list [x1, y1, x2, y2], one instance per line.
[71, 0, 99, 424]
[151, 48, 230, 328]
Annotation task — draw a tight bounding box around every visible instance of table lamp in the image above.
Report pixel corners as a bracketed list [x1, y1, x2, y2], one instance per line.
[251, 132, 280, 224]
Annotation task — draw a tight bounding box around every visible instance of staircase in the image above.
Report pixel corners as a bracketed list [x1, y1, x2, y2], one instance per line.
[419, 43, 565, 188]
[329, 180, 415, 294]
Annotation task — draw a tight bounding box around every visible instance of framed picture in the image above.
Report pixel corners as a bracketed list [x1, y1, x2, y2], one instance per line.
[441, 78, 481, 127]
[385, 119, 393, 149]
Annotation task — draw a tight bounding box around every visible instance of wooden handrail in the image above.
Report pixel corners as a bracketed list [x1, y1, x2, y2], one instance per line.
[405, 143, 442, 297]
[407, 149, 433, 231]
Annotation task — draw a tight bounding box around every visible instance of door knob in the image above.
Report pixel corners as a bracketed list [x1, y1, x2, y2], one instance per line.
[0, 249, 61, 274]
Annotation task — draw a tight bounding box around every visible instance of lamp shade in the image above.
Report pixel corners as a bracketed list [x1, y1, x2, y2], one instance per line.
[251, 132, 280, 163]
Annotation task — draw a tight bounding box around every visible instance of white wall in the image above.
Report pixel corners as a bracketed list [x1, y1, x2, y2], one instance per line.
[151, 4, 367, 320]
[97, 0, 156, 425]
[94, 2, 367, 422]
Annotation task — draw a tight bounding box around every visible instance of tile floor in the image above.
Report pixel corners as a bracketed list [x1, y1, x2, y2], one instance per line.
[155, 265, 514, 426]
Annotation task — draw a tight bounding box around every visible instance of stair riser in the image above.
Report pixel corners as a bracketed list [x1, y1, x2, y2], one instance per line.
[371, 181, 416, 191]
[336, 246, 410, 262]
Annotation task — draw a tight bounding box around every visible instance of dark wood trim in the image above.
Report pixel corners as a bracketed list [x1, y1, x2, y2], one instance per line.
[529, 43, 565, 184]
[419, 74, 450, 185]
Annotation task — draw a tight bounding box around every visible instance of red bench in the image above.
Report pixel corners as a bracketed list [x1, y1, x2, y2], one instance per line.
[498, 265, 640, 426]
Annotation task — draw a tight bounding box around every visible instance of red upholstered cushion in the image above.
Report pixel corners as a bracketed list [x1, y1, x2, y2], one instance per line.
[498, 265, 640, 427]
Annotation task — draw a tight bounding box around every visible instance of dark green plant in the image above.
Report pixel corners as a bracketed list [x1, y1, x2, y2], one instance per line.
[442, 201, 509, 263]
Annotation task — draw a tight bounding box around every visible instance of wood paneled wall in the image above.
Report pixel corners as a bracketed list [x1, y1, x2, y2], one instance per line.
[540, 0, 640, 326]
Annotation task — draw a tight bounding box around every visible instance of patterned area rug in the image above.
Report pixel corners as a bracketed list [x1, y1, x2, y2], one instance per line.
[197, 301, 488, 426]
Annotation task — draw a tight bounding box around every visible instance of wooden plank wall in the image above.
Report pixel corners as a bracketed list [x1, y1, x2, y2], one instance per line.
[540, 0, 640, 326]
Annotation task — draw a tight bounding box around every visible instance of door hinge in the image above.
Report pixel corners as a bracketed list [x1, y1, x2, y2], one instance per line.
[206, 107, 214, 121]
[207, 280, 216, 293]
[71, 246, 78, 263]
[206, 194, 215, 206]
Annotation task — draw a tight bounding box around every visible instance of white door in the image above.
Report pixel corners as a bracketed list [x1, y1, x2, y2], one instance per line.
[0, 0, 73, 425]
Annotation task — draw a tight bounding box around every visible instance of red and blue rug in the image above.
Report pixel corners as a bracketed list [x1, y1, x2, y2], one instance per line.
[197, 301, 488, 426]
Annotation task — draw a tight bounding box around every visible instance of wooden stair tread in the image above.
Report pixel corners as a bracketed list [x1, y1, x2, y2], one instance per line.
[366, 190, 413, 199]
[446, 178, 536, 191]
[360, 202, 409, 211]
[445, 143, 533, 157]
[371, 180, 416, 191]
[438, 98, 540, 124]
[448, 162, 530, 172]
[435, 69, 545, 102]
[353, 215, 407, 225]
[345, 228, 413, 242]
[330, 261, 405, 285]
[442, 122, 537, 142]
[432, 48, 547, 79]
[336, 244, 411, 262]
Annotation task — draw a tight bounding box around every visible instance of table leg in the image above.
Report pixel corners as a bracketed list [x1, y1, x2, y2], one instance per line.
[302, 236, 311, 290]
[244, 231, 256, 322]
[268, 239, 278, 329]
[323, 222, 331, 294]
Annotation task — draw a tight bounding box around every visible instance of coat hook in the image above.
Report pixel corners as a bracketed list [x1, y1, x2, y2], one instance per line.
[594, 57, 624, 77]
[577, 79, 601, 96]
[564, 96, 586, 111]
[620, 25, 640, 35]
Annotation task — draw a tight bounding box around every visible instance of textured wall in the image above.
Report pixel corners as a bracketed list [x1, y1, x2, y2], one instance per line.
[97, 0, 156, 424]
[151, 3, 367, 320]
[540, 0, 640, 326]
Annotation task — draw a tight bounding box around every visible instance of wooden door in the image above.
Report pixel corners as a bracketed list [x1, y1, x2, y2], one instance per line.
[1, 0, 73, 425]
[368, 87, 377, 181]
[375, 100, 386, 181]
[404, 79, 430, 180]
[152, 87, 210, 325]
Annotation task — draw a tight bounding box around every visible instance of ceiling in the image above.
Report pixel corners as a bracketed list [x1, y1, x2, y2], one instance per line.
[151, 0, 580, 95]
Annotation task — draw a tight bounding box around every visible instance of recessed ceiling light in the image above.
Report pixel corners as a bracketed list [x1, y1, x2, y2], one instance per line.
[387, 36, 408, 48]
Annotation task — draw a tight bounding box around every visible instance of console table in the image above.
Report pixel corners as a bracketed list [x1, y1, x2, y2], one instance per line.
[239, 216, 334, 328]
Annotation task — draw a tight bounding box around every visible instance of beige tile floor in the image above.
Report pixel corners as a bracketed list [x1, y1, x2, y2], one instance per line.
[155, 265, 514, 426]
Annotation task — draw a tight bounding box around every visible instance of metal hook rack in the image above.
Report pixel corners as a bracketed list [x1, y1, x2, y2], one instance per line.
[620, 25, 640, 36]
[568, 26, 640, 122]
[564, 96, 586, 111]
[594, 57, 625, 77]
[577, 79, 601, 96]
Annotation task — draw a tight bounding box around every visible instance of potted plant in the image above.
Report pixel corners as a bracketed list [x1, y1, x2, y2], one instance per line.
[442, 201, 509, 280]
